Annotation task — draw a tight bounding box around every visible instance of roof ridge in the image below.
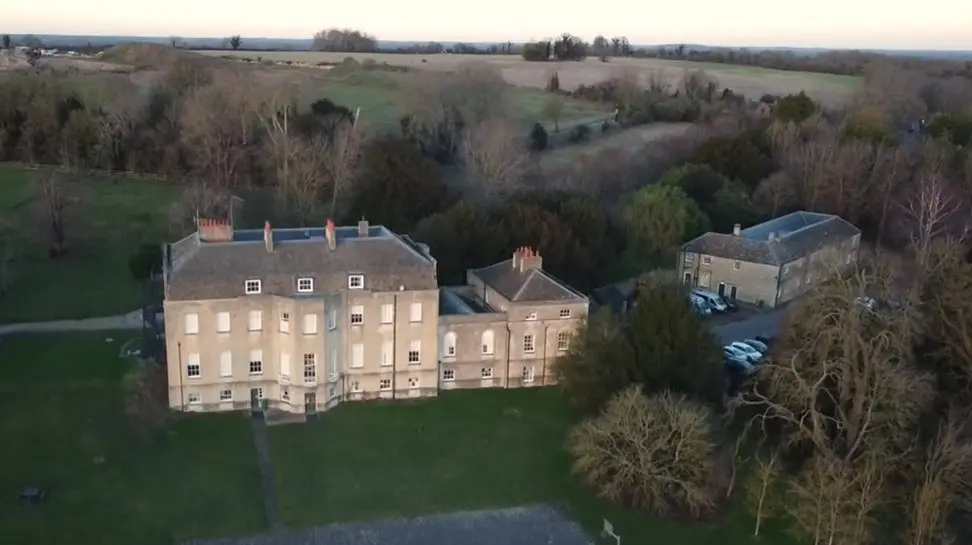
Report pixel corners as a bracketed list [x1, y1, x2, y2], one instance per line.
[511, 269, 539, 301]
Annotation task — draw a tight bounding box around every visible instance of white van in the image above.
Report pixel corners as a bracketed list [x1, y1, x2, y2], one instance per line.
[689, 294, 713, 315]
[692, 290, 729, 312]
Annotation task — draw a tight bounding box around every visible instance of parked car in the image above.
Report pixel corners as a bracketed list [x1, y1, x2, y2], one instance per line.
[689, 294, 712, 315]
[740, 339, 768, 353]
[724, 345, 759, 364]
[692, 290, 729, 313]
[730, 341, 764, 361]
[724, 354, 756, 375]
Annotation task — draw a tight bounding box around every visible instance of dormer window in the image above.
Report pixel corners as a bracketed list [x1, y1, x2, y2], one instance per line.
[297, 277, 314, 293]
[244, 279, 262, 294]
[348, 274, 364, 289]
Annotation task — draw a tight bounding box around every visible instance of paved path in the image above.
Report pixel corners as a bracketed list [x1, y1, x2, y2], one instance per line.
[715, 307, 787, 343]
[250, 415, 284, 530]
[0, 310, 143, 335]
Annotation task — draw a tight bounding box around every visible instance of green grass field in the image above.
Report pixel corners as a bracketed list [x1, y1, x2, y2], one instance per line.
[311, 72, 611, 134]
[0, 164, 180, 323]
[269, 388, 795, 545]
[0, 333, 267, 545]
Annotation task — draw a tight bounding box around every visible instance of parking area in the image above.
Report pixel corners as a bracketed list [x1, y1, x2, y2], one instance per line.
[715, 307, 786, 343]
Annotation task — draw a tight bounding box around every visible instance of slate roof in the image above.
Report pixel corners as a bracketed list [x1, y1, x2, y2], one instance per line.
[470, 260, 585, 303]
[591, 278, 638, 312]
[681, 211, 861, 266]
[165, 225, 437, 301]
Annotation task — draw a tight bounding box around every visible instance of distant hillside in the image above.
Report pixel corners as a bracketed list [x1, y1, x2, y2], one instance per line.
[7, 34, 972, 61]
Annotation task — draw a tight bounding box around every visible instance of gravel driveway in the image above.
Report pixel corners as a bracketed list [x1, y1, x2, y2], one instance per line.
[182, 505, 592, 545]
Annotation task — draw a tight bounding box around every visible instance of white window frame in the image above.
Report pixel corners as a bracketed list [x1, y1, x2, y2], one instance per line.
[244, 279, 262, 294]
[187, 353, 201, 378]
[481, 367, 494, 379]
[216, 311, 231, 334]
[409, 302, 422, 323]
[481, 330, 495, 355]
[442, 368, 456, 381]
[219, 388, 232, 401]
[525, 312, 537, 321]
[559, 308, 571, 319]
[248, 310, 262, 332]
[408, 377, 420, 389]
[348, 274, 364, 289]
[187, 392, 201, 405]
[684, 253, 696, 263]
[408, 340, 421, 364]
[280, 352, 291, 378]
[303, 353, 317, 384]
[523, 333, 535, 353]
[557, 331, 570, 351]
[351, 343, 364, 369]
[350, 381, 362, 392]
[327, 309, 337, 330]
[297, 277, 314, 293]
[281, 386, 290, 402]
[381, 342, 392, 367]
[303, 314, 318, 335]
[220, 351, 232, 377]
[249, 349, 263, 375]
[350, 305, 364, 326]
[702, 256, 712, 265]
[523, 365, 535, 384]
[279, 312, 290, 334]
[380, 303, 394, 324]
[443, 332, 457, 358]
[379, 378, 392, 391]
[184, 313, 199, 335]
[734, 261, 741, 270]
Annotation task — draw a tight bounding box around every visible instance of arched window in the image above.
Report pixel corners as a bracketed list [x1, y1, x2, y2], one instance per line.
[481, 330, 495, 355]
[443, 332, 457, 358]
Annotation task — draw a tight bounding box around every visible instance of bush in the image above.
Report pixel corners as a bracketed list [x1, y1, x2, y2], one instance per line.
[567, 386, 722, 517]
[567, 124, 590, 143]
[529, 122, 548, 151]
[774, 92, 816, 124]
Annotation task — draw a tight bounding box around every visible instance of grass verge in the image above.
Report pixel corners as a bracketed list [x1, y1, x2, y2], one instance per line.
[269, 388, 795, 544]
[0, 332, 267, 545]
[0, 164, 180, 323]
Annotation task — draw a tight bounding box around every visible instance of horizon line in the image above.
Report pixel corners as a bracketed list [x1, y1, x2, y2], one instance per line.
[5, 32, 972, 53]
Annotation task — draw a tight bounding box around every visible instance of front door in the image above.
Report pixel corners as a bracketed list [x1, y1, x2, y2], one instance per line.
[683, 272, 693, 285]
[718, 282, 726, 297]
[304, 393, 317, 415]
[729, 285, 738, 301]
[250, 388, 262, 414]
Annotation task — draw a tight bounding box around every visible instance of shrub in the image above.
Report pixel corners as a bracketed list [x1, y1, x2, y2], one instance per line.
[529, 122, 548, 151]
[567, 124, 590, 143]
[567, 386, 722, 517]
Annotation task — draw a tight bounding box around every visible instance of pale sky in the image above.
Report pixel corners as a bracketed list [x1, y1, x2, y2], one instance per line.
[7, 0, 972, 50]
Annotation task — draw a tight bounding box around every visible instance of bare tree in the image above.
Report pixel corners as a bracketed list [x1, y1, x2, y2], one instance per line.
[899, 173, 969, 270]
[180, 81, 251, 189]
[567, 386, 721, 517]
[461, 116, 531, 195]
[743, 449, 782, 536]
[732, 264, 934, 465]
[904, 408, 972, 545]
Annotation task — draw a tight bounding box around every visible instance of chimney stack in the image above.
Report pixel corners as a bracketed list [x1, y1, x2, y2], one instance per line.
[733, 223, 741, 236]
[263, 221, 274, 252]
[512, 246, 522, 269]
[518, 247, 543, 273]
[358, 218, 369, 238]
[198, 218, 233, 242]
[325, 218, 336, 251]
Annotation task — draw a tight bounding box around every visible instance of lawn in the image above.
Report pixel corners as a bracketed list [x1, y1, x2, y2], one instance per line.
[0, 164, 181, 323]
[269, 388, 795, 544]
[310, 71, 610, 134]
[0, 332, 268, 545]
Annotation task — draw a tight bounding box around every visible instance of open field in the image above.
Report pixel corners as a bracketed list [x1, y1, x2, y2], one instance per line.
[268, 388, 794, 545]
[199, 50, 861, 105]
[0, 333, 268, 545]
[541, 122, 696, 170]
[301, 71, 610, 134]
[0, 164, 181, 322]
